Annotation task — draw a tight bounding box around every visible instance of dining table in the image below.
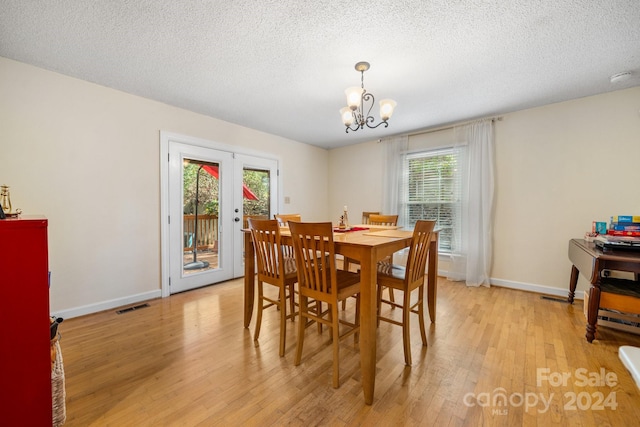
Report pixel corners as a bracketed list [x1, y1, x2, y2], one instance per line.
[242, 224, 439, 405]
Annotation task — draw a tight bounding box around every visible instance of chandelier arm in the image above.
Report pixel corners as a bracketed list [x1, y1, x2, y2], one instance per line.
[345, 122, 361, 133]
[364, 120, 390, 130]
[345, 109, 361, 132]
[362, 91, 375, 121]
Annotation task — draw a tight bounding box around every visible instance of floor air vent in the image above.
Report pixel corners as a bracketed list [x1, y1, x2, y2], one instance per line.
[540, 296, 569, 303]
[116, 303, 150, 314]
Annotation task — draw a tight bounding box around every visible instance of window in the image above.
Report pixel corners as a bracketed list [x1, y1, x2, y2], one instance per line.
[403, 147, 462, 252]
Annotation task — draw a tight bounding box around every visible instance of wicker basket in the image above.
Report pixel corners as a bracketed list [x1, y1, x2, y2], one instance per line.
[52, 339, 66, 426]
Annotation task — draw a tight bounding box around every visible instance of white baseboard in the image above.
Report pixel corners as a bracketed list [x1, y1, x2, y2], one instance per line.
[488, 277, 569, 298]
[438, 268, 570, 298]
[53, 290, 162, 319]
[54, 274, 569, 320]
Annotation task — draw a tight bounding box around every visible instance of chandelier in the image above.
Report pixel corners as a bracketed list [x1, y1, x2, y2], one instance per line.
[340, 61, 396, 133]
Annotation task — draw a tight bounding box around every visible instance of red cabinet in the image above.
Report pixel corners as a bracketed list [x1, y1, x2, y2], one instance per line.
[0, 217, 52, 426]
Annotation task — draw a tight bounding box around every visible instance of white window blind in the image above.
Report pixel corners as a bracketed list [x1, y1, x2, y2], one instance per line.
[403, 147, 462, 252]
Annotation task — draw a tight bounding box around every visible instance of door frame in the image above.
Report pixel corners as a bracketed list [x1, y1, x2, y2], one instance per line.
[160, 131, 281, 298]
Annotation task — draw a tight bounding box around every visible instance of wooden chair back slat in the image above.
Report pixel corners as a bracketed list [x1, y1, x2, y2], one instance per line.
[274, 213, 302, 227]
[289, 222, 335, 298]
[361, 211, 380, 225]
[248, 219, 287, 281]
[243, 214, 268, 229]
[404, 220, 436, 285]
[368, 214, 399, 226]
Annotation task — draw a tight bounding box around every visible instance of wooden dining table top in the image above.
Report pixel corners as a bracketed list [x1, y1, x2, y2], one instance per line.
[277, 223, 408, 239]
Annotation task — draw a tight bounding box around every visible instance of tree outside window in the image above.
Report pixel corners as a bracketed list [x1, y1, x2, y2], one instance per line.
[404, 148, 461, 252]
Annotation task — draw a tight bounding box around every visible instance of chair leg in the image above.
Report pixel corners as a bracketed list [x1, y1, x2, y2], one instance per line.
[354, 294, 360, 343]
[294, 296, 307, 366]
[288, 283, 296, 322]
[402, 289, 412, 366]
[331, 302, 340, 388]
[316, 301, 323, 333]
[418, 285, 427, 346]
[254, 281, 264, 343]
[341, 258, 351, 310]
[388, 287, 396, 308]
[376, 285, 383, 327]
[279, 286, 287, 357]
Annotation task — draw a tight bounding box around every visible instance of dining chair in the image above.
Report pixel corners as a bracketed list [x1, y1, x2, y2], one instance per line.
[243, 214, 268, 229]
[376, 219, 436, 366]
[288, 221, 361, 388]
[361, 211, 380, 225]
[343, 213, 399, 309]
[248, 218, 298, 357]
[344, 213, 398, 271]
[274, 213, 301, 227]
[368, 214, 399, 226]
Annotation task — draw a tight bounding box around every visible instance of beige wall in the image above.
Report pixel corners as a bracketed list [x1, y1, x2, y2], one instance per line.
[328, 139, 383, 223]
[330, 86, 640, 296]
[493, 87, 640, 295]
[0, 57, 329, 316]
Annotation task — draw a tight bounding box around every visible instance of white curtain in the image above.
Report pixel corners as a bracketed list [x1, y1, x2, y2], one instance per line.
[448, 120, 495, 287]
[381, 135, 408, 225]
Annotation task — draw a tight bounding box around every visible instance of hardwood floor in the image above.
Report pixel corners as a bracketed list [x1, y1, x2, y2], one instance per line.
[59, 278, 640, 426]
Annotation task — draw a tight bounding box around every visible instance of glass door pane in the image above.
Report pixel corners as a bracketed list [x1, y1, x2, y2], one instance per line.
[183, 160, 220, 274]
[241, 167, 271, 226]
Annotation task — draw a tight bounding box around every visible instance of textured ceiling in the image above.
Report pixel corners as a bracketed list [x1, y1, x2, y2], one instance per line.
[1, 0, 639, 149]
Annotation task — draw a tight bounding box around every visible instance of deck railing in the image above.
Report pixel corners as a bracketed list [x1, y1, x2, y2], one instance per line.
[183, 214, 218, 252]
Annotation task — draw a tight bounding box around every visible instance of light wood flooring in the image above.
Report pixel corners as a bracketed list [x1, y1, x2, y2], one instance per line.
[58, 278, 640, 426]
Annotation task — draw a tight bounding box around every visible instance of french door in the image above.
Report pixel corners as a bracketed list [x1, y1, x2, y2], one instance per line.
[161, 133, 278, 295]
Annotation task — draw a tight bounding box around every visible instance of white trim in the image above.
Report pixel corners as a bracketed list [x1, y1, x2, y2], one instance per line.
[52, 290, 162, 320]
[437, 267, 570, 297]
[160, 131, 280, 162]
[53, 274, 569, 319]
[160, 132, 170, 297]
[489, 277, 569, 297]
[404, 143, 467, 156]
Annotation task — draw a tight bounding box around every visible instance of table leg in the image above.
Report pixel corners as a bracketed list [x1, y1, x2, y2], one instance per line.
[427, 236, 438, 322]
[585, 281, 601, 343]
[243, 232, 255, 328]
[568, 265, 579, 304]
[359, 250, 377, 405]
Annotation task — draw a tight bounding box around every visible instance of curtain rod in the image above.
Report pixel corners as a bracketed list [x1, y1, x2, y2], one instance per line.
[407, 115, 503, 137]
[376, 115, 504, 142]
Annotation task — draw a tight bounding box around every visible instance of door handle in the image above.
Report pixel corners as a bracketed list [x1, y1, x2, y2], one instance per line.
[234, 217, 240, 222]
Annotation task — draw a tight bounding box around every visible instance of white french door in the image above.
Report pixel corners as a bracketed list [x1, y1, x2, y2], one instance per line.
[232, 153, 279, 277]
[161, 133, 278, 295]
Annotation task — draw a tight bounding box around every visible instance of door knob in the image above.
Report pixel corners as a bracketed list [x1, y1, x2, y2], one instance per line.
[234, 217, 240, 222]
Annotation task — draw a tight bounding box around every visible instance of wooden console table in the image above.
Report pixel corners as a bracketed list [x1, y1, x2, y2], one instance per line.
[567, 238, 640, 342]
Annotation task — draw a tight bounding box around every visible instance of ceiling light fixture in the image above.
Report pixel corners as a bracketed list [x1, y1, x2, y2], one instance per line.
[340, 61, 396, 133]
